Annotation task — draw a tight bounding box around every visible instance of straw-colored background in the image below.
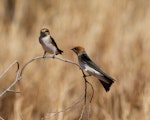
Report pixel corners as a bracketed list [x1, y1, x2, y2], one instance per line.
[0, 0, 150, 119]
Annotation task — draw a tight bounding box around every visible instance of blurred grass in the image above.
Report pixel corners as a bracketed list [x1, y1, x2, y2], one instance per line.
[0, 0, 150, 119]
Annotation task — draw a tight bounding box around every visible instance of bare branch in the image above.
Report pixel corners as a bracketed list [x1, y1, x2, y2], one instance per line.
[17, 55, 91, 119]
[7, 89, 21, 93]
[80, 70, 87, 104]
[79, 69, 94, 120]
[20, 55, 80, 78]
[79, 104, 86, 120]
[0, 68, 20, 97]
[86, 81, 94, 103]
[0, 61, 20, 97]
[0, 56, 80, 98]
[87, 103, 91, 120]
[81, 70, 94, 103]
[42, 95, 84, 119]
[0, 55, 93, 119]
[0, 60, 19, 79]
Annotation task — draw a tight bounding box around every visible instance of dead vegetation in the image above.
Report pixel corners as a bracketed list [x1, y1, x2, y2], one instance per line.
[0, 0, 150, 119]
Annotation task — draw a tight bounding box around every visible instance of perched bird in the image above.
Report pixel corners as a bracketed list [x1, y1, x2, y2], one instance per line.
[39, 28, 63, 57]
[72, 46, 115, 92]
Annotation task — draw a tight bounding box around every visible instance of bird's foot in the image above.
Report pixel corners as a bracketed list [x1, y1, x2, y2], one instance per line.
[43, 51, 46, 58]
[43, 55, 46, 58]
[52, 55, 55, 59]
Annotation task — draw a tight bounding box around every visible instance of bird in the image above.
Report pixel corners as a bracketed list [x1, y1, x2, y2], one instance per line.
[39, 28, 63, 58]
[71, 46, 115, 92]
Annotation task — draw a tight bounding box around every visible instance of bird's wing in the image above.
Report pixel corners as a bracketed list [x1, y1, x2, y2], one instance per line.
[50, 36, 59, 49]
[39, 36, 42, 44]
[80, 53, 114, 80]
[50, 36, 63, 54]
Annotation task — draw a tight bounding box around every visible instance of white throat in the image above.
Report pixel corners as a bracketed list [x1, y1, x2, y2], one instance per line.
[42, 35, 50, 41]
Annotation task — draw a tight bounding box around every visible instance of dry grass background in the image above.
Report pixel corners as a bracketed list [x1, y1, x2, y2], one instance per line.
[0, 0, 150, 119]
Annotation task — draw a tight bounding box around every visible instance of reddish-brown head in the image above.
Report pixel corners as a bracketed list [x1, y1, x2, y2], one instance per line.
[40, 28, 50, 37]
[71, 46, 85, 55]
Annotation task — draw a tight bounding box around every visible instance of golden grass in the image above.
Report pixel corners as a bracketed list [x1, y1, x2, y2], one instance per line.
[0, 0, 150, 119]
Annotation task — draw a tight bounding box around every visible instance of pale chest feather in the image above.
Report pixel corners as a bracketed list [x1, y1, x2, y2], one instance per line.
[40, 35, 52, 44]
[40, 36, 57, 53]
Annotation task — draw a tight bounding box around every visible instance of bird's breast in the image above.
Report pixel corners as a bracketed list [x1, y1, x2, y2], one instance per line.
[40, 36, 57, 54]
[41, 36, 51, 43]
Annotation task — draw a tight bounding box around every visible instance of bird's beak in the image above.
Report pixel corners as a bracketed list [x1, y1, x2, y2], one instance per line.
[71, 48, 78, 55]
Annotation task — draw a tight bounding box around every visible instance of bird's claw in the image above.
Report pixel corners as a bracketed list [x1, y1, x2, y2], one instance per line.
[43, 51, 46, 58]
[43, 55, 46, 58]
[52, 55, 55, 59]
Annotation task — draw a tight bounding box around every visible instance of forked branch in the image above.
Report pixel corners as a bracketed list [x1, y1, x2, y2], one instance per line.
[0, 60, 19, 79]
[0, 61, 20, 97]
[0, 55, 94, 120]
[19, 55, 94, 120]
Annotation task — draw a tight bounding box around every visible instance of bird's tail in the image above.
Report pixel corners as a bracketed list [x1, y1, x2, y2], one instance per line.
[99, 77, 114, 92]
[56, 49, 63, 55]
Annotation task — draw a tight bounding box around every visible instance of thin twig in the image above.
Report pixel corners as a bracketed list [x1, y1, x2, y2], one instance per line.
[20, 55, 80, 78]
[86, 81, 94, 103]
[20, 113, 24, 120]
[42, 95, 84, 119]
[79, 104, 86, 120]
[7, 89, 21, 93]
[80, 70, 94, 103]
[0, 61, 20, 97]
[0, 55, 93, 119]
[81, 70, 87, 104]
[87, 103, 91, 120]
[0, 60, 19, 79]
[84, 79, 87, 104]
[19, 55, 93, 102]
[79, 70, 94, 120]
[0, 68, 20, 97]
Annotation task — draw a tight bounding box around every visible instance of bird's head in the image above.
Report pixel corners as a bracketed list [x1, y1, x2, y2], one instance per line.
[71, 46, 85, 55]
[40, 28, 50, 37]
